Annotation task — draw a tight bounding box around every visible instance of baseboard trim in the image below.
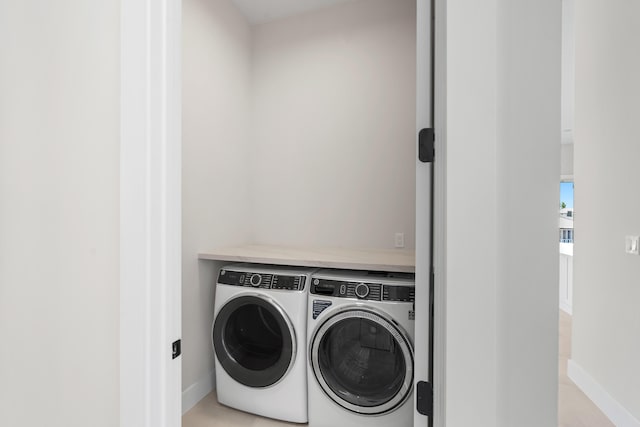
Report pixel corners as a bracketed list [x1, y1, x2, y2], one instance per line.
[568, 360, 640, 427]
[559, 301, 572, 315]
[182, 371, 215, 415]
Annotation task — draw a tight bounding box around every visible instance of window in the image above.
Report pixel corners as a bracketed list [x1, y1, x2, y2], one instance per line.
[560, 181, 574, 243]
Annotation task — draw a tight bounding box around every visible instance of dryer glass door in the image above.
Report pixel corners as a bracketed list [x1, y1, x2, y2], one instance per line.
[310, 309, 413, 415]
[213, 295, 295, 388]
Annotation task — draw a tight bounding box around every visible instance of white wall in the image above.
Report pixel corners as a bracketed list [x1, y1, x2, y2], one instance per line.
[182, 0, 253, 401]
[559, 252, 574, 314]
[445, 0, 499, 424]
[446, 0, 561, 426]
[251, 0, 417, 250]
[560, 0, 574, 179]
[561, 143, 574, 177]
[0, 2, 120, 426]
[495, 1, 560, 425]
[572, 0, 640, 421]
[561, 0, 575, 145]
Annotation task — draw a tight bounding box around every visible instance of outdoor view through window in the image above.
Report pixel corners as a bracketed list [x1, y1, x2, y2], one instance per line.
[560, 182, 574, 243]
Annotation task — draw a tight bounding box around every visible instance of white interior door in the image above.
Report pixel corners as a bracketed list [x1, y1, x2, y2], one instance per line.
[120, 1, 182, 426]
[416, 0, 447, 425]
[414, 1, 435, 427]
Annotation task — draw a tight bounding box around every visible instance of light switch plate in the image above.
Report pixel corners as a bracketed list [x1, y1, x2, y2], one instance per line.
[625, 235, 639, 255]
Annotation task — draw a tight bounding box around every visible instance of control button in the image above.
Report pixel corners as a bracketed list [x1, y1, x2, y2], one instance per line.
[355, 283, 369, 298]
[314, 278, 319, 285]
[339, 284, 347, 295]
[239, 275, 245, 284]
[250, 274, 262, 287]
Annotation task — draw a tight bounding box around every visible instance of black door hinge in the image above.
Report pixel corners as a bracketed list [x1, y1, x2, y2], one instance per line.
[418, 128, 436, 163]
[172, 339, 181, 359]
[417, 380, 433, 417]
[418, 128, 435, 163]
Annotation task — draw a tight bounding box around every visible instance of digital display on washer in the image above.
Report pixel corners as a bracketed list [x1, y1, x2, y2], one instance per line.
[217, 270, 245, 286]
[271, 275, 304, 290]
[383, 285, 415, 302]
[310, 279, 339, 296]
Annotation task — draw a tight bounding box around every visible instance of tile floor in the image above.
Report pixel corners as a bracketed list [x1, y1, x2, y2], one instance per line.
[183, 311, 613, 427]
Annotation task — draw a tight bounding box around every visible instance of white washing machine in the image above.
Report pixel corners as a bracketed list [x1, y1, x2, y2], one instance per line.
[212, 264, 315, 423]
[307, 269, 416, 427]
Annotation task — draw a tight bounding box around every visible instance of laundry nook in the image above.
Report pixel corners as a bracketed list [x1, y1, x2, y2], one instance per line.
[181, 1, 432, 425]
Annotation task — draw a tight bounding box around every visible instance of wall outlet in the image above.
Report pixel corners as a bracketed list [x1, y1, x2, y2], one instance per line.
[625, 235, 639, 255]
[395, 232, 405, 248]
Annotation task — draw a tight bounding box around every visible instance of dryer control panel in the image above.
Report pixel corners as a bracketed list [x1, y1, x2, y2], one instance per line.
[310, 278, 415, 302]
[218, 269, 306, 291]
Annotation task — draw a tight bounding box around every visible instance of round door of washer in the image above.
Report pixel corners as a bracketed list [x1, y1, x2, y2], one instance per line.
[309, 308, 414, 415]
[213, 294, 296, 388]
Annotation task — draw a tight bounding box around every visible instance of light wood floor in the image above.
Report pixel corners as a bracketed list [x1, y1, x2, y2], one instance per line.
[182, 392, 304, 427]
[183, 312, 612, 427]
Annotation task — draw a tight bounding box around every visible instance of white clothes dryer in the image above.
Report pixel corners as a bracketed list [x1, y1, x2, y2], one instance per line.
[212, 264, 315, 423]
[307, 269, 416, 427]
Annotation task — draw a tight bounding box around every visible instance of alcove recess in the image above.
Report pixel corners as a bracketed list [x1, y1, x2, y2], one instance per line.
[187, 0, 417, 272]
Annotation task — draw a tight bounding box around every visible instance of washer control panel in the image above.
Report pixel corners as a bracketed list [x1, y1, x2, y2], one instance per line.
[249, 273, 262, 287]
[355, 283, 370, 298]
[310, 278, 414, 302]
[218, 269, 306, 291]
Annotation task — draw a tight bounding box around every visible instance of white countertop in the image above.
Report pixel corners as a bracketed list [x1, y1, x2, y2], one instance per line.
[198, 244, 415, 273]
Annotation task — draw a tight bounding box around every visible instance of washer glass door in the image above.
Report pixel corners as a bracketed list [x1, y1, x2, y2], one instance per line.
[213, 295, 295, 388]
[310, 308, 413, 415]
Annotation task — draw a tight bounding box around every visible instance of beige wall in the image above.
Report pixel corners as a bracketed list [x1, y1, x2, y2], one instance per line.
[573, 0, 640, 420]
[182, 0, 253, 394]
[0, 2, 120, 426]
[251, 0, 417, 249]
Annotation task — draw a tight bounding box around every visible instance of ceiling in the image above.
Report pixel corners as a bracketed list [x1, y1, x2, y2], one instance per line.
[230, 0, 356, 24]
